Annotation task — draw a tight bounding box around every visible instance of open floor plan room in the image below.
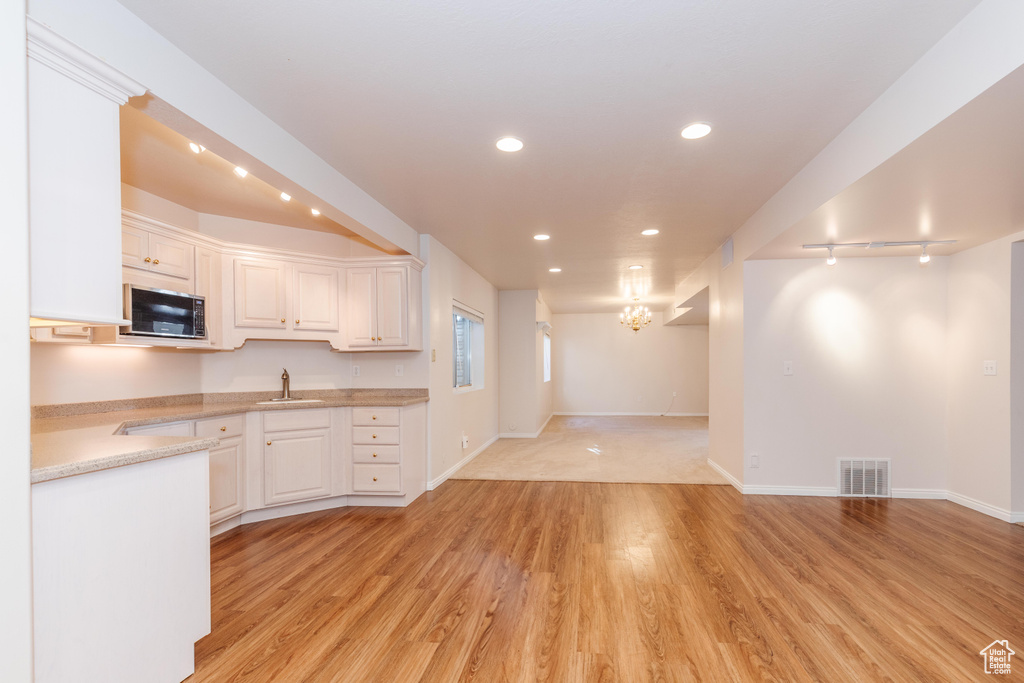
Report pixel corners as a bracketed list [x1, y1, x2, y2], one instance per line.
[7, 1, 1024, 682]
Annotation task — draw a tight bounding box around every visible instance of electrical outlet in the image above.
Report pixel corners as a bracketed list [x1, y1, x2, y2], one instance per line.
[461, 434, 469, 449]
[395, 364, 404, 377]
[984, 360, 997, 376]
[750, 453, 760, 468]
[672, 391, 677, 397]
[783, 360, 794, 376]
[352, 365, 360, 377]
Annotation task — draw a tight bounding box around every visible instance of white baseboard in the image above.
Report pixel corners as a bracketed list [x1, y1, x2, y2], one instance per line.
[743, 485, 838, 497]
[891, 488, 947, 499]
[428, 433, 499, 490]
[946, 490, 1013, 523]
[706, 459, 742, 492]
[554, 412, 709, 417]
[499, 413, 554, 439]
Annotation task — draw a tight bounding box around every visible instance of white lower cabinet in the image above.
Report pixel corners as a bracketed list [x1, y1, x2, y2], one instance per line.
[351, 407, 403, 493]
[196, 415, 245, 525]
[263, 409, 333, 506]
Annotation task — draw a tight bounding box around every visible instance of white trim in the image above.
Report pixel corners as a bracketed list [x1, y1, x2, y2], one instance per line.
[946, 491, 1013, 523]
[891, 488, 947, 499]
[26, 17, 147, 104]
[1011, 512, 1024, 524]
[744, 485, 838, 497]
[499, 412, 554, 439]
[553, 411, 709, 417]
[706, 459, 742, 492]
[428, 434, 499, 490]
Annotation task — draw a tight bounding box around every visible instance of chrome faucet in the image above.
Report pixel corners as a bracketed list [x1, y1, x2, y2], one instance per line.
[278, 368, 291, 400]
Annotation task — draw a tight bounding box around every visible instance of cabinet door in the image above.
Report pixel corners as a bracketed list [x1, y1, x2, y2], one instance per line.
[376, 267, 409, 346]
[234, 258, 287, 329]
[346, 268, 378, 346]
[195, 247, 219, 345]
[293, 264, 339, 332]
[264, 428, 331, 506]
[121, 224, 149, 271]
[208, 436, 244, 524]
[149, 233, 194, 281]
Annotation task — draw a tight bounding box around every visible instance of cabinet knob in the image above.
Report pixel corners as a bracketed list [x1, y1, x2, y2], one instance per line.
[372, 434, 377, 439]
[280, 318, 286, 323]
[373, 477, 377, 482]
[372, 453, 377, 458]
[266, 441, 272, 446]
[220, 426, 226, 432]
[144, 257, 151, 263]
[372, 415, 377, 420]
[153, 259, 160, 265]
[295, 320, 300, 325]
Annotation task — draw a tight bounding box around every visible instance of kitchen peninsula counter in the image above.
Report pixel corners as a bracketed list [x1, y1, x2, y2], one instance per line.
[31, 389, 429, 483]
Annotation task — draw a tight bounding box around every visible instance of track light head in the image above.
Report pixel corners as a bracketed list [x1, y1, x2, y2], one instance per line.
[826, 247, 837, 266]
[920, 245, 930, 264]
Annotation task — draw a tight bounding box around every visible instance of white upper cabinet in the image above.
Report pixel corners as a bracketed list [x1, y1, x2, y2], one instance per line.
[122, 223, 194, 281]
[345, 265, 419, 350]
[27, 19, 146, 326]
[293, 263, 339, 332]
[233, 258, 288, 329]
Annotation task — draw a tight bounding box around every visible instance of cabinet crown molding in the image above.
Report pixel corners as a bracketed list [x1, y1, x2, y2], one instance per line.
[27, 17, 147, 104]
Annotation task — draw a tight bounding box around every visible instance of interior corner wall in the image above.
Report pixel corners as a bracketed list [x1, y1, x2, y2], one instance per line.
[743, 256, 949, 493]
[498, 290, 541, 436]
[424, 235, 499, 484]
[535, 296, 553, 429]
[551, 312, 709, 416]
[1011, 241, 1024, 515]
[946, 232, 1024, 514]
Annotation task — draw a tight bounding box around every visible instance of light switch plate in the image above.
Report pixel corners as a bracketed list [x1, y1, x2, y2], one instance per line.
[783, 361, 794, 376]
[750, 453, 760, 468]
[984, 360, 997, 376]
[352, 365, 360, 377]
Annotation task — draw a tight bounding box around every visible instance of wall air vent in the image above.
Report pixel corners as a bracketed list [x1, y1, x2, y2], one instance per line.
[838, 459, 891, 497]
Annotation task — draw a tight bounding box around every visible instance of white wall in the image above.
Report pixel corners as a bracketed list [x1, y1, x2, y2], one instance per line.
[535, 297, 553, 429]
[1, 0, 35, 676]
[498, 290, 542, 436]
[671, 0, 1024, 486]
[423, 236, 499, 485]
[551, 313, 709, 416]
[946, 232, 1023, 513]
[743, 257, 949, 493]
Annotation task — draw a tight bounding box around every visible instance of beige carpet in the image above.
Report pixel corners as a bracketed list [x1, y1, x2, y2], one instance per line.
[452, 415, 728, 485]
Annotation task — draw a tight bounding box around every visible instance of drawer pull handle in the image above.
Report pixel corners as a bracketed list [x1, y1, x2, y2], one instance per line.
[280, 318, 286, 323]
[153, 259, 159, 265]
[295, 320, 300, 324]
[373, 477, 377, 482]
[372, 434, 377, 439]
[372, 415, 377, 420]
[372, 453, 377, 458]
[220, 426, 227, 432]
[144, 257, 151, 263]
[266, 441, 272, 446]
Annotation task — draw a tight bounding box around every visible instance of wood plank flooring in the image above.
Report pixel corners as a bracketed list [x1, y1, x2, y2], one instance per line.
[187, 481, 1024, 682]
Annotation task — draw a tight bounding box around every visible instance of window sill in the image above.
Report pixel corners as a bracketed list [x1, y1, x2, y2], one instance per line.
[453, 384, 483, 395]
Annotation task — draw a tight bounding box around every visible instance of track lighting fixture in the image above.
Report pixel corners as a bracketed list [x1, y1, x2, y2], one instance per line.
[826, 247, 837, 266]
[804, 239, 956, 265]
[919, 245, 930, 264]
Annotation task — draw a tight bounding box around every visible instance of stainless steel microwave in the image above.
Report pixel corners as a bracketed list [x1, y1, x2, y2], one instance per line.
[121, 284, 206, 339]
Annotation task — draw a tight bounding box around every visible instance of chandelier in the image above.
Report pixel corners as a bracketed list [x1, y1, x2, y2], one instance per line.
[620, 298, 652, 333]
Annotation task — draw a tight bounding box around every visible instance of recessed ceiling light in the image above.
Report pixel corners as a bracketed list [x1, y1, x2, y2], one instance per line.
[641, 229, 660, 236]
[496, 137, 524, 152]
[280, 192, 291, 202]
[189, 142, 205, 154]
[233, 166, 248, 178]
[629, 265, 643, 270]
[549, 268, 562, 273]
[311, 208, 321, 216]
[533, 234, 550, 241]
[681, 122, 712, 139]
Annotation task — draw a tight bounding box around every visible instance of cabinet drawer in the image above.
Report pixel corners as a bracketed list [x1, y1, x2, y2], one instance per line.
[352, 445, 400, 464]
[263, 408, 330, 432]
[195, 414, 245, 439]
[352, 407, 400, 426]
[352, 464, 401, 492]
[352, 426, 399, 445]
[125, 421, 192, 437]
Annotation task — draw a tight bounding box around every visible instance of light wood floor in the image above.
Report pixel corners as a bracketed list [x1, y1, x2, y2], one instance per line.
[188, 481, 1024, 682]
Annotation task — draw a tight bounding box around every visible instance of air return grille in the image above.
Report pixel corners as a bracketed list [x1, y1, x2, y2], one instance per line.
[838, 459, 890, 497]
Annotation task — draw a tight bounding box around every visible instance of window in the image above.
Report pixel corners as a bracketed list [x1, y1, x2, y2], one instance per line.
[453, 302, 484, 390]
[543, 332, 551, 383]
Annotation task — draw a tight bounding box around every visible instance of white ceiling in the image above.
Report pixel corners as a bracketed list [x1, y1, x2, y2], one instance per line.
[117, 0, 980, 312]
[754, 62, 1024, 261]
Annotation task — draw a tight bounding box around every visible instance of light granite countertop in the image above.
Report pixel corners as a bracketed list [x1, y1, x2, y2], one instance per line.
[31, 389, 429, 484]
